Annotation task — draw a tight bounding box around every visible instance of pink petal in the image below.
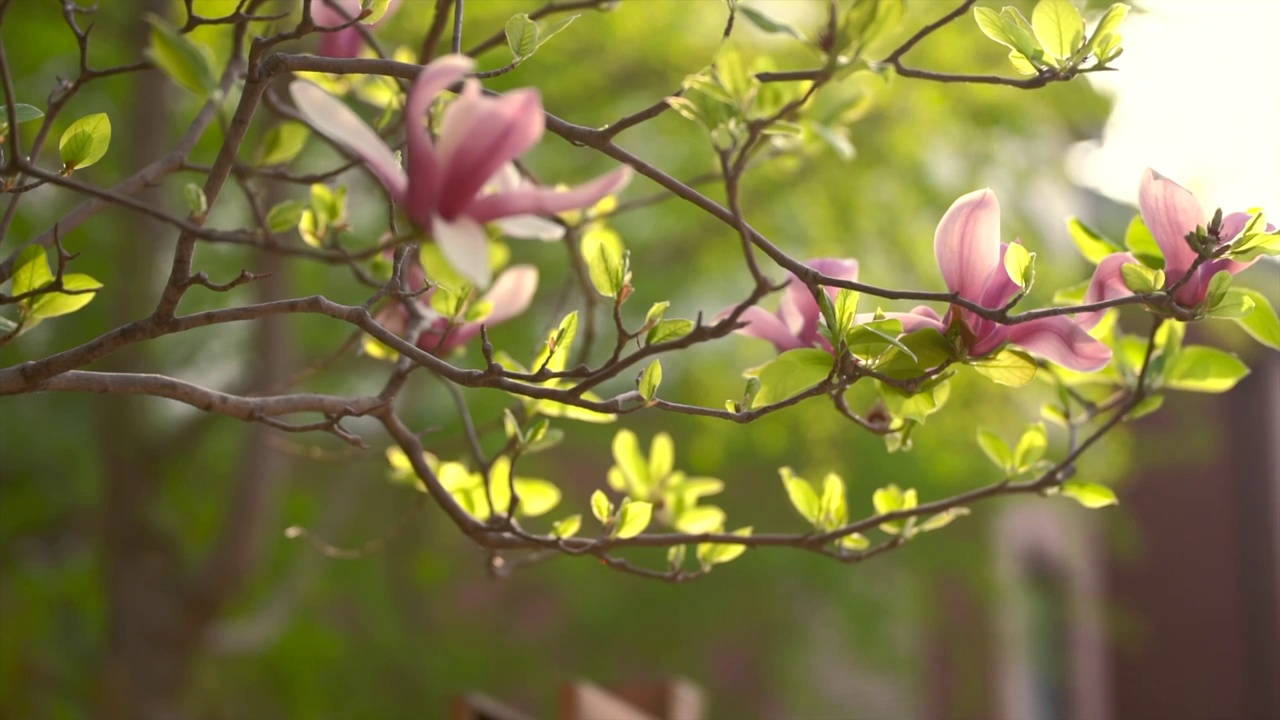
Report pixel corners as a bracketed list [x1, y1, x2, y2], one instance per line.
[312, 0, 362, 27]
[318, 29, 364, 59]
[779, 258, 859, 343]
[479, 264, 539, 325]
[403, 55, 476, 228]
[1139, 168, 1205, 286]
[432, 213, 492, 288]
[1002, 317, 1112, 372]
[466, 167, 633, 224]
[290, 81, 407, 200]
[1077, 252, 1138, 330]
[495, 215, 565, 241]
[935, 189, 1002, 301]
[977, 242, 1022, 309]
[729, 306, 806, 352]
[436, 84, 545, 220]
[436, 266, 538, 354]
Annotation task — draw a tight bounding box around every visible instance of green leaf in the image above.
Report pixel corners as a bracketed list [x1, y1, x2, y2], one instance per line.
[648, 433, 674, 484]
[362, 0, 394, 23]
[1061, 481, 1118, 509]
[818, 472, 847, 530]
[674, 506, 726, 534]
[779, 467, 820, 525]
[738, 4, 807, 41]
[872, 484, 917, 535]
[1066, 217, 1124, 264]
[830, 288, 861, 341]
[534, 311, 579, 372]
[590, 489, 613, 525]
[259, 121, 310, 166]
[1164, 346, 1249, 393]
[1120, 263, 1164, 294]
[0, 103, 43, 136]
[1032, 0, 1085, 62]
[145, 14, 217, 96]
[1206, 287, 1255, 320]
[581, 226, 627, 297]
[697, 526, 752, 567]
[1083, 4, 1128, 59]
[612, 500, 653, 538]
[266, 200, 306, 233]
[973, 7, 1017, 49]
[27, 273, 103, 319]
[1003, 242, 1035, 289]
[637, 359, 662, 402]
[1013, 422, 1048, 472]
[552, 514, 581, 539]
[1128, 394, 1164, 420]
[611, 429, 650, 498]
[11, 246, 51, 297]
[970, 348, 1038, 387]
[58, 113, 111, 171]
[183, 183, 208, 217]
[644, 301, 669, 329]
[838, 533, 870, 550]
[872, 327, 953, 379]
[750, 348, 832, 408]
[918, 507, 970, 532]
[646, 318, 694, 345]
[977, 427, 1013, 473]
[1124, 216, 1164, 269]
[1231, 288, 1280, 349]
[505, 14, 539, 59]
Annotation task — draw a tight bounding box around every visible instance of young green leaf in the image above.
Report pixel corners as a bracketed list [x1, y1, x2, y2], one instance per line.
[1083, 3, 1128, 59]
[1230, 288, 1280, 349]
[0, 103, 43, 137]
[11, 246, 52, 297]
[590, 489, 613, 525]
[612, 500, 653, 538]
[977, 427, 1014, 473]
[638, 359, 662, 402]
[779, 467, 821, 525]
[1003, 242, 1035, 289]
[696, 526, 752, 566]
[26, 274, 103, 320]
[265, 200, 306, 233]
[818, 472, 848, 530]
[1164, 346, 1249, 393]
[969, 348, 1038, 387]
[552, 514, 581, 539]
[1013, 422, 1048, 472]
[581, 226, 627, 297]
[1061, 481, 1118, 509]
[738, 4, 807, 41]
[1066, 217, 1124, 264]
[1031, 0, 1085, 63]
[59, 113, 111, 172]
[183, 183, 208, 217]
[918, 507, 970, 532]
[145, 14, 217, 96]
[751, 348, 833, 408]
[259, 121, 311, 166]
[674, 506, 727, 534]
[1120, 263, 1164, 294]
[646, 318, 694, 345]
[1124, 216, 1164, 269]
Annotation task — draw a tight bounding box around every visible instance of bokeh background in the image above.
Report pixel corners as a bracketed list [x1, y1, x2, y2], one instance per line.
[2, 1, 1278, 718]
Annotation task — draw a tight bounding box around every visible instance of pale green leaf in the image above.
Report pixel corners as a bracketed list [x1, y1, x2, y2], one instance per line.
[751, 348, 832, 408]
[1061, 481, 1118, 508]
[613, 500, 653, 538]
[779, 467, 820, 524]
[1231, 288, 1280, 349]
[58, 113, 111, 171]
[1164, 346, 1249, 393]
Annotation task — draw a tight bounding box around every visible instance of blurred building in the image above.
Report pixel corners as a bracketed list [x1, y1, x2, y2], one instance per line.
[927, 355, 1280, 720]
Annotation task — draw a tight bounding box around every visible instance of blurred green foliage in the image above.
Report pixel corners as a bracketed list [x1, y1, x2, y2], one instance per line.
[0, 1, 1138, 717]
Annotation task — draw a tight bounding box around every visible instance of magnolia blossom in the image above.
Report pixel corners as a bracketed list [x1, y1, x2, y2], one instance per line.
[887, 189, 1112, 372]
[290, 54, 631, 286]
[730, 258, 860, 353]
[376, 263, 539, 356]
[312, 0, 401, 59]
[1078, 168, 1274, 329]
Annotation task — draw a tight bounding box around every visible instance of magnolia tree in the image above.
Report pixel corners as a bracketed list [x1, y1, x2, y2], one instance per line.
[2, 0, 1278, 588]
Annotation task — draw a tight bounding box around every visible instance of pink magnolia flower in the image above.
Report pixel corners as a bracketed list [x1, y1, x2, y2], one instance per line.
[312, 0, 401, 59]
[290, 55, 632, 286]
[376, 263, 539, 356]
[729, 258, 860, 353]
[887, 189, 1112, 372]
[1078, 168, 1274, 329]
